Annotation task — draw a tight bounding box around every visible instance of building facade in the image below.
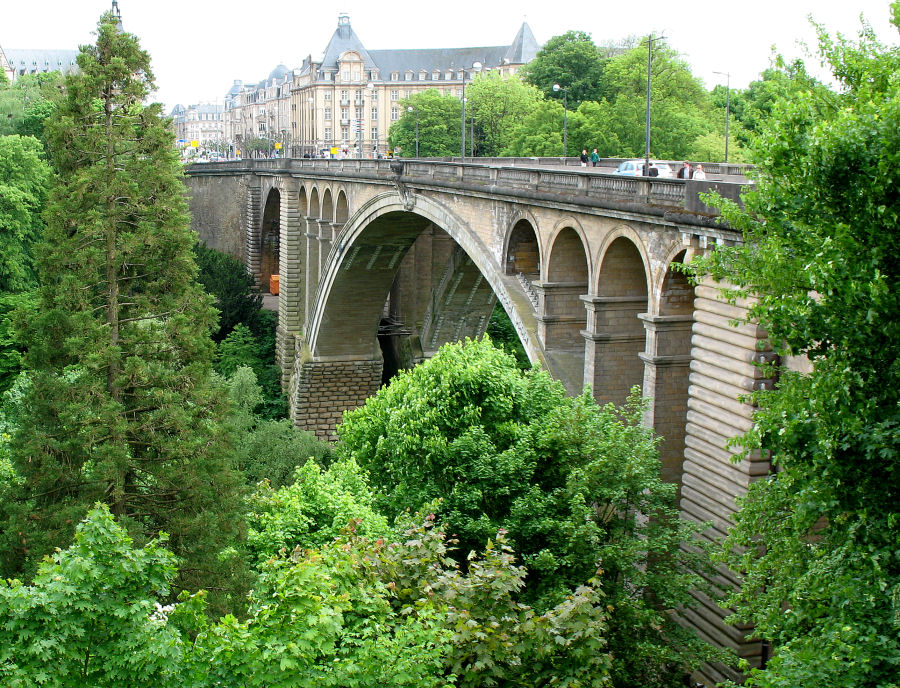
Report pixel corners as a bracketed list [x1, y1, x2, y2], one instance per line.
[288, 15, 538, 157]
[1, 47, 78, 83]
[223, 65, 294, 158]
[170, 102, 226, 159]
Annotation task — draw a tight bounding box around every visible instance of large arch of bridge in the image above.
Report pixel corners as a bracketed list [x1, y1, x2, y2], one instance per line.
[305, 191, 544, 369]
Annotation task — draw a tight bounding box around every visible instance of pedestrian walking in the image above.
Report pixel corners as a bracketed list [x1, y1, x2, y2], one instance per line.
[580, 149, 589, 167]
[693, 164, 706, 180]
[676, 161, 693, 179]
[590, 149, 600, 167]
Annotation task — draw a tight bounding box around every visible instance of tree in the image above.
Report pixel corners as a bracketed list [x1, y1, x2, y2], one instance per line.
[0, 504, 184, 687]
[0, 135, 51, 293]
[337, 337, 722, 686]
[192, 242, 262, 341]
[501, 99, 566, 156]
[389, 88, 462, 157]
[464, 72, 542, 157]
[0, 72, 64, 140]
[4, 12, 246, 603]
[520, 30, 606, 107]
[691, 5, 900, 685]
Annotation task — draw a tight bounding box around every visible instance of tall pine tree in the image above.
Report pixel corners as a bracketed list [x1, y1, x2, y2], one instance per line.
[5, 10, 246, 602]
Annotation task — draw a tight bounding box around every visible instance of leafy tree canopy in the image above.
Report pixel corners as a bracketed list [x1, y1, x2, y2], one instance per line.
[0, 135, 51, 293]
[389, 88, 462, 157]
[3, 11, 247, 605]
[465, 72, 542, 156]
[691, 4, 900, 685]
[520, 30, 607, 106]
[337, 337, 723, 686]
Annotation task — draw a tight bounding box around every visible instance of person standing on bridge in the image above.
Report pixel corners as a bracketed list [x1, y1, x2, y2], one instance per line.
[676, 161, 693, 179]
[590, 149, 600, 167]
[580, 149, 589, 167]
[693, 164, 706, 180]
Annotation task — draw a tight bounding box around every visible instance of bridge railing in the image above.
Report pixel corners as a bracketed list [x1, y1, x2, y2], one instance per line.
[189, 158, 750, 218]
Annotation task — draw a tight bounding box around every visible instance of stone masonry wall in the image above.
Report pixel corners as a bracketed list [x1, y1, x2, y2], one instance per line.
[291, 359, 383, 440]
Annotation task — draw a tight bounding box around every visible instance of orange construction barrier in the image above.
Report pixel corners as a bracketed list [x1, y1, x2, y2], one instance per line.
[269, 274, 280, 295]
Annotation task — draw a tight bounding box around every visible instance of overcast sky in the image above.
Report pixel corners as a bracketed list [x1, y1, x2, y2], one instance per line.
[3, 0, 898, 113]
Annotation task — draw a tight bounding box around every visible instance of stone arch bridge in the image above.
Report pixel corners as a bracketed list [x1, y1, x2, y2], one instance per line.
[187, 158, 769, 686]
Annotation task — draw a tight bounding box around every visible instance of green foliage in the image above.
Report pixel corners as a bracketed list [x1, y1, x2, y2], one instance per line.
[218, 319, 286, 419]
[0, 292, 36, 395]
[0, 72, 64, 140]
[0, 504, 183, 687]
[465, 73, 542, 157]
[690, 6, 900, 686]
[485, 302, 530, 369]
[0, 135, 51, 293]
[520, 31, 607, 107]
[245, 457, 388, 563]
[338, 337, 722, 685]
[501, 99, 566, 156]
[389, 89, 462, 157]
[193, 241, 262, 342]
[4, 11, 247, 603]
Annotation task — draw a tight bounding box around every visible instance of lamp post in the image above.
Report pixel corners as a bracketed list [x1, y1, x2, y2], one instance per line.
[367, 81, 377, 156]
[407, 106, 419, 157]
[460, 61, 482, 160]
[307, 96, 314, 157]
[713, 70, 730, 163]
[552, 83, 568, 160]
[643, 33, 666, 176]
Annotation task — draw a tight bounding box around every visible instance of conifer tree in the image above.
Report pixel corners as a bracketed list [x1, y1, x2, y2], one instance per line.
[5, 11, 246, 601]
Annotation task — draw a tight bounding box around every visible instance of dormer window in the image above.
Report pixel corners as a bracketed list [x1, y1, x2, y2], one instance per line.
[446, 70, 453, 80]
[418, 70, 427, 80]
[405, 70, 413, 81]
[432, 70, 440, 80]
[391, 71, 399, 81]
[457, 70, 463, 80]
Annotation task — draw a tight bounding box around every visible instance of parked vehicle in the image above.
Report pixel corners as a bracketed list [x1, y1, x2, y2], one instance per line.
[614, 160, 673, 178]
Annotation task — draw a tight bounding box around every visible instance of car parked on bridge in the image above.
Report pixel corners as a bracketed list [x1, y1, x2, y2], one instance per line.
[613, 160, 673, 178]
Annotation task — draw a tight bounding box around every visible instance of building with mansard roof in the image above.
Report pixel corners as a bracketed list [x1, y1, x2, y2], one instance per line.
[289, 15, 539, 156]
[222, 64, 295, 157]
[1, 46, 79, 83]
[170, 102, 226, 159]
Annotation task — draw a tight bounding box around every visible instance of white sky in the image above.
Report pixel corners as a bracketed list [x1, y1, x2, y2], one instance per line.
[3, 0, 897, 113]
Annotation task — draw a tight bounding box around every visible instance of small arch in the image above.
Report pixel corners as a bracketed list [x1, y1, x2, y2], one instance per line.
[505, 218, 541, 278]
[260, 188, 281, 290]
[335, 190, 349, 224]
[309, 187, 320, 219]
[590, 234, 649, 407]
[547, 227, 589, 284]
[659, 249, 693, 317]
[322, 188, 334, 223]
[298, 186, 308, 216]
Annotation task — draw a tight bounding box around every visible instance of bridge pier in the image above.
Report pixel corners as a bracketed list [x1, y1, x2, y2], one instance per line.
[245, 181, 262, 285]
[581, 296, 647, 406]
[276, 179, 306, 389]
[290, 357, 383, 440]
[639, 313, 693, 485]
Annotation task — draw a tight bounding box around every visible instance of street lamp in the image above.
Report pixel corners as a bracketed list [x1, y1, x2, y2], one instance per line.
[367, 82, 377, 155]
[306, 96, 314, 157]
[643, 33, 666, 176]
[460, 61, 482, 159]
[713, 70, 730, 163]
[552, 83, 568, 160]
[407, 106, 419, 157]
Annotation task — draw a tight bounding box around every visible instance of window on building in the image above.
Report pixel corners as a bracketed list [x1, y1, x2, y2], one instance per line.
[352, 70, 360, 81]
[342, 70, 350, 81]
[418, 70, 426, 80]
[324, 107, 332, 120]
[457, 89, 463, 98]
[457, 70, 463, 80]
[325, 127, 332, 140]
[342, 127, 349, 140]
[340, 89, 349, 101]
[405, 71, 413, 81]
[391, 71, 399, 81]
[432, 70, 440, 80]
[324, 92, 332, 101]
[390, 89, 399, 101]
[371, 108, 377, 120]
[341, 108, 349, 120]
[391, 107, 399, 121]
